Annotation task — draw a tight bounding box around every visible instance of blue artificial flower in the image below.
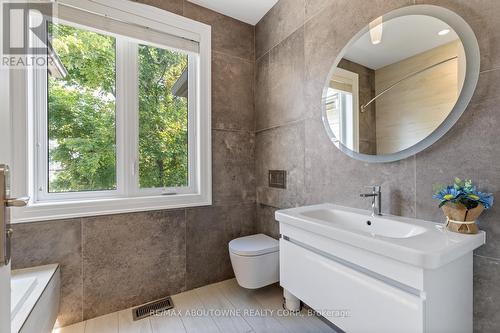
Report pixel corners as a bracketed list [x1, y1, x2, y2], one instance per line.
[433, 179, 494, 210]
[475, 191, 494, 209]
[433, 186, 461, 202]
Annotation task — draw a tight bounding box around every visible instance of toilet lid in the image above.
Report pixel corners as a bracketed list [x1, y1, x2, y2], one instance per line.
[229, 234, 279, 256]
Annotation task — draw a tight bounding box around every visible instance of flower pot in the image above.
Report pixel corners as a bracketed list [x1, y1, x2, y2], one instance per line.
[441, 203, 484, 234]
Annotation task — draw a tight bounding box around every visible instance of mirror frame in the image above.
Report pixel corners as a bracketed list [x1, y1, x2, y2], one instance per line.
[321, 5, 480, 163]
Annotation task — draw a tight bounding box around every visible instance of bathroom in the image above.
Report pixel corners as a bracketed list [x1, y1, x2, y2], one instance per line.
[0, 0, 499, 332]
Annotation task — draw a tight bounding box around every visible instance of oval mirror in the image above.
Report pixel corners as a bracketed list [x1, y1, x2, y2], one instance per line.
[322, 5, 480, 163]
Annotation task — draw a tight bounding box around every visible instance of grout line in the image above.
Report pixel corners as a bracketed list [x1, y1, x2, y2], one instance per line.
[194, 287, 229, 333]
[215, 282, 257, 331]
[116, 310, 120, 332]
[253, 24, 257, 135]
[211, 201, 257, 208]
[479, 67, 500, 74]
[177, 310, 188, 333]
[256, 112, 321, 134]
[147, 317, 153, 333]
[199, 291, 223, 333]
[302, 1, 325, 28]
[255, 20, 305, 63]
[148, 317, 154, 333]
[255, 118, 307, 134]
[182, 1, 254, 63]
[302, 1, 307, 207]
[184, 208, 187, 292]
[253, 70, 257, 139]
[474, 254, 500, 262]
[212, 127, 254, 134]
[212, 49, 254, 64]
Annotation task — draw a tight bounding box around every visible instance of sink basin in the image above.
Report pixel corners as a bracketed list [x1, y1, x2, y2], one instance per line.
[276, 203, 485, 269]
[300, 208, 427, 239]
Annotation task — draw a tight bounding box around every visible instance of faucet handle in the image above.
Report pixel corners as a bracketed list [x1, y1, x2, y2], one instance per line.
[365, 185, 381, 192]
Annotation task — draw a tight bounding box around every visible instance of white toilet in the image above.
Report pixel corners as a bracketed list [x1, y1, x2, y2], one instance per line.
[229, 234, 279, 289]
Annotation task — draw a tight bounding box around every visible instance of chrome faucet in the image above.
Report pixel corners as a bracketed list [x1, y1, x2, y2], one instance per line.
[360, 185, 382, 216]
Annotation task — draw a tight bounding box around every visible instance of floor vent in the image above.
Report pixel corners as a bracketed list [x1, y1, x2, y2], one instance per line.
[132, 297, 174, 321]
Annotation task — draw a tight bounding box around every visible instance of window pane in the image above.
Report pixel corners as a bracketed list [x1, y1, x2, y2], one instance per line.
[138, 45, 189, 188]
[47, 23, 116, 192]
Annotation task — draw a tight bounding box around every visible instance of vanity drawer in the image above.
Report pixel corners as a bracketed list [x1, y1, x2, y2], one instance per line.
[280, 239, 424, 333]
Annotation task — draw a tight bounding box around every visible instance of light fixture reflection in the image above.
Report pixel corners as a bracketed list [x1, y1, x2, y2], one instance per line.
[438, 29, 450, 36]
[369, 16, 383, 45]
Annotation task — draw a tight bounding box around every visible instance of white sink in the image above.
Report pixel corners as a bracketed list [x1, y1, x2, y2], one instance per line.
[276, 203, 485, 269]
[300, 208, 427, 239]
[276, 204, 486, 333]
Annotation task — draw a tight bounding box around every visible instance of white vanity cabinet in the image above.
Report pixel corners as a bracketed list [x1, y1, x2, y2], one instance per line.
[281, 239, 424, 333]
[276, 204, 485, 333]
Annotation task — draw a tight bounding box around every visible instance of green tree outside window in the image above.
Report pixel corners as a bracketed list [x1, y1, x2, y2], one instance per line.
[48, 23, 188, 193]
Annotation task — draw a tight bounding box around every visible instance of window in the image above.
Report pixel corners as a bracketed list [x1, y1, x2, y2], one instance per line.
[326, 68, 359, 152]
[47, 23, 118, 194]
[11, 0, 212, 222]
[137, 44, 189, 190]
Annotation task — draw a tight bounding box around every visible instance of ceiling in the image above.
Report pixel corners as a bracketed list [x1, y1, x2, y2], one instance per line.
[187, 0, 278, 25]
[344, 15, 460, 70]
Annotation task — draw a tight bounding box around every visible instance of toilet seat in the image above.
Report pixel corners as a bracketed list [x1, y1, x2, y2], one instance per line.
[229, 234, 279, 256]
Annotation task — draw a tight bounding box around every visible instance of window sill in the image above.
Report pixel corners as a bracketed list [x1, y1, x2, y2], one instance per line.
[11, 193, 212, 223]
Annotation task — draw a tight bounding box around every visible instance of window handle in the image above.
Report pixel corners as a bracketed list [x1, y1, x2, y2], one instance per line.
[132, 161, 138, 177]
[6, 197, 29, 207]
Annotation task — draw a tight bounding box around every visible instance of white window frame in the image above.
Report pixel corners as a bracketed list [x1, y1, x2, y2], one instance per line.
[10, 0, 212, 223]
[329, 68, 360, 152]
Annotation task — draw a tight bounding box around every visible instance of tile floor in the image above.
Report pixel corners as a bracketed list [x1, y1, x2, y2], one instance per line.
[53, 279, 336, 333]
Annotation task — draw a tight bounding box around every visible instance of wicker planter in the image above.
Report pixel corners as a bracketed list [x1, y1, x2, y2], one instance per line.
[441, 203, 484, 234]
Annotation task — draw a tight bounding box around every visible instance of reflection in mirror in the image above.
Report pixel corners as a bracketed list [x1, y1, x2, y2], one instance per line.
[325, 14, 466, 156]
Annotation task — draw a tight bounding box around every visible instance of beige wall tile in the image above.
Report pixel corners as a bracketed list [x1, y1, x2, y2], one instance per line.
[304, 0, 333, 20]
[255, 122, 305, 208]
[415, 70, 500, 259]
[183, 2, 254, 60]
[81, 210, 186, 319]
[256, 204, 279, 239]
[266, 27, 306, 129]
[186, 204, 256, 289]
[255, 53, 271, 131]
[135, 0, 183, 15]
[473, 256, 500, 332]
[416, 0, 500, 72]
[255, 0, 305, 59]
[11, 219, 83, 326]
[212, 130, 256, 205]
[303, 118, 416, 217]
[212, 52, 255, 131]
